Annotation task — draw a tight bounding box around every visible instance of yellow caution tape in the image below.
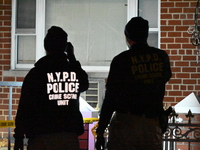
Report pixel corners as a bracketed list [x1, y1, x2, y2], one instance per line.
[0, 118, 99, 128]
[0, 120, 15, 128]
[83, 118, 99, 124]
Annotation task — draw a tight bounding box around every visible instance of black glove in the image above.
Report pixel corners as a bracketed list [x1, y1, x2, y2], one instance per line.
[14, 138, 24, 150]
[159, 106, 173, 134]
[95, 135, 105, 150]
[164, 106, 173, 116]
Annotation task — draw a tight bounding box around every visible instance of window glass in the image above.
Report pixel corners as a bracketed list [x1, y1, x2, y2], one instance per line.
[148, 32, 158, 48]
[16, 0, 36, 29]
[13, 0, 159, 68]
[138, 0, 159, 48]
[138, 0, 158, 28]
[45, 0, 127, 66]
[17, 36, 36, 64]
[15, 0, 36, 65]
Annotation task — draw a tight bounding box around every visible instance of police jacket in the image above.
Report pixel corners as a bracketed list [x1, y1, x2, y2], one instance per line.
[97, 43, 172, 135]
[14, 53, 89, 138]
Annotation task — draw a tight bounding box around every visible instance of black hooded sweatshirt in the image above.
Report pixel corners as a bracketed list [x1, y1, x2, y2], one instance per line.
[14, 53, 89, 138]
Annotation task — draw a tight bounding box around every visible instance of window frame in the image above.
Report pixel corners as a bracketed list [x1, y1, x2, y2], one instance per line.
[11, 0, 45, 70]
[11, 0, 160, 70]
[130, 0, 160, 48]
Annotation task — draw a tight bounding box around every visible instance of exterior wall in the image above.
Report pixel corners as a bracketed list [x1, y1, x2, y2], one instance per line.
[161, 1, 200, 149]
[0, 0, 14, 139]
[0, 0, 200, 149]
[160, 0, 200, 106]
[0, 0, 11, 79]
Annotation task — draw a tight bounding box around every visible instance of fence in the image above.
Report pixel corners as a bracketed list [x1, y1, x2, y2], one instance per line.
[0, 82, 22, 150]
[163, 109, 200, 150]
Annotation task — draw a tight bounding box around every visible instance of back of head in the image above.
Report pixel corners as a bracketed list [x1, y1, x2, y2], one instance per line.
[124, 17, 149, 43]
[44, 26, 68, 53]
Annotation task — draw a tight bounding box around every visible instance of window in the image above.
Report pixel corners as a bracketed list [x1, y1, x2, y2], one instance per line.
[45, 0, 127, 66]
[138, 0, 160, 48]
[11, 0, 160, 70]
[13, 0, 36, 66]
[11, 0, 45, 69]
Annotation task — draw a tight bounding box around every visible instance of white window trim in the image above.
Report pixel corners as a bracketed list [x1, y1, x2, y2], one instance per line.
[11, 0, 45, 70]
[11, 0, 16, 70]
[35, 0, 46, 63]
[11, 0, 160, 71]
[158, 0, 161, 48]
[128, 0, 160, 48]
[127, 0, 138, 21]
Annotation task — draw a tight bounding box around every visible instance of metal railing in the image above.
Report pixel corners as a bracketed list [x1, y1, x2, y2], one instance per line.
[163, 109, 200, 150]
[0, 81, 22, 150]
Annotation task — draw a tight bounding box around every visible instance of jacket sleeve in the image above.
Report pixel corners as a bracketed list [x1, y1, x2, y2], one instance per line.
[96, 57, 120, 135]
[163, 51, 172, 83]
[14, 71, 36, 138]
[96, 89, 117, 135]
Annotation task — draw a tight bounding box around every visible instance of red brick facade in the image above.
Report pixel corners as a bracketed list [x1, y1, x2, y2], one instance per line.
[0, 0, 200, 149]
[160, 0, 200, 105]
[0, 0, 12, 78]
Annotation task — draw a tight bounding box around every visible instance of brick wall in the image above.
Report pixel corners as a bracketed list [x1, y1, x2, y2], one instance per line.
[0, 0, 200, 149]
[161, 0, 200, 106]
[0, 0, 13, 139]
[0, 0, 11, 78]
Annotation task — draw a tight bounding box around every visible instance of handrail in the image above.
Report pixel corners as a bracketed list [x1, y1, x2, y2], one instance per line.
[0, 82, 22, 150]
[0, 82, 22, 87]
[0, 82, 22, 120]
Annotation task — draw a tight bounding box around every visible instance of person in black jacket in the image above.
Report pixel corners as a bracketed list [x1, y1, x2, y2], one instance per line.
[14, 26, 89, 150]
[95, 17, 172, 150]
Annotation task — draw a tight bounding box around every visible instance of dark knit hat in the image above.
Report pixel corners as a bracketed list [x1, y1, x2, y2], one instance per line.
[44, 26, 68, 52]
[124, 17, 149, 43]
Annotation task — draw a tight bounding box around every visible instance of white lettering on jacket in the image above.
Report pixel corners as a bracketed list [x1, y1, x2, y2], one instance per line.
[46, 72, 79, 106]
